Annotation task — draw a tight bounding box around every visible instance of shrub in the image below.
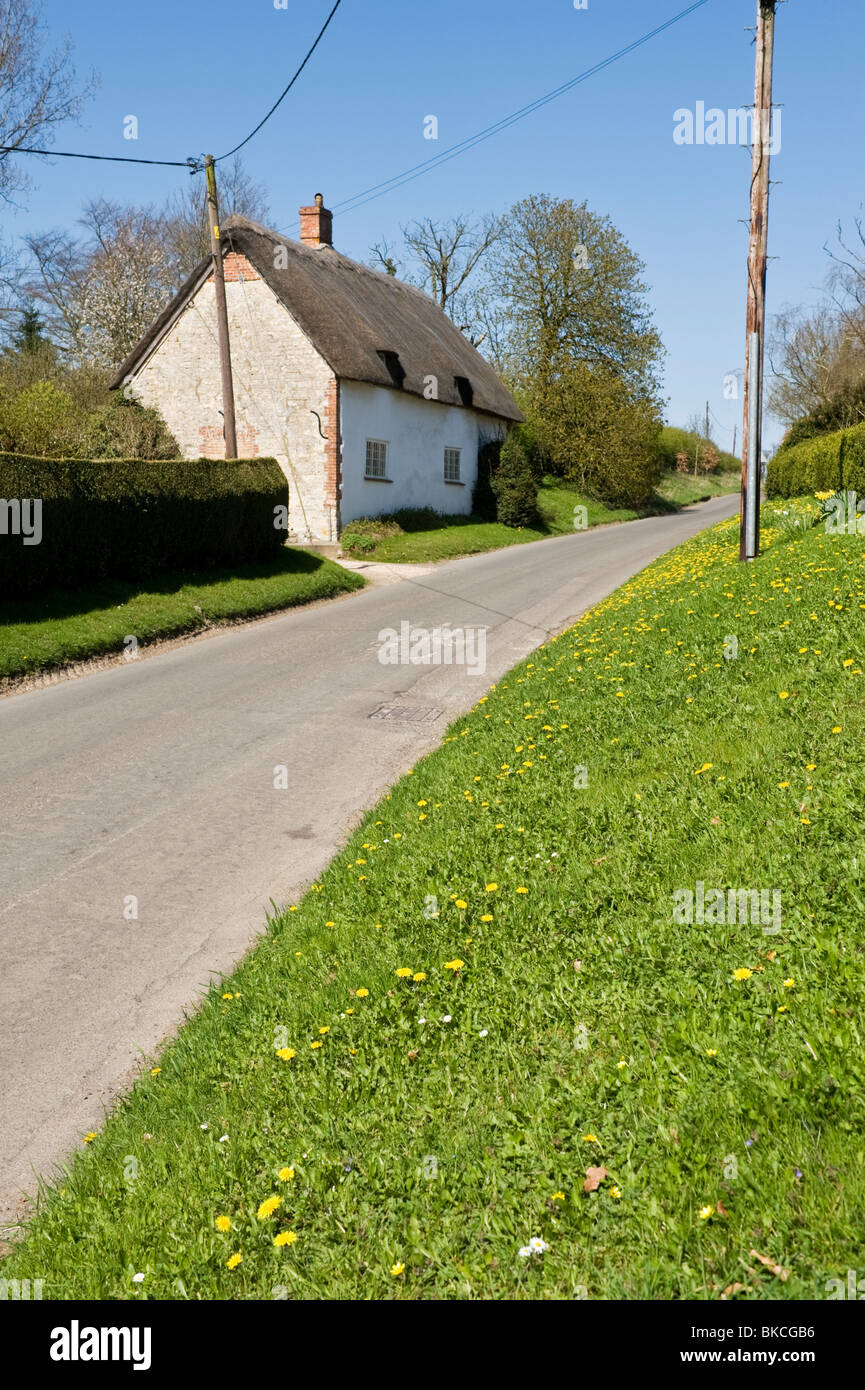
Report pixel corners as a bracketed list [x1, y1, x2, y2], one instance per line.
[0, 454, 287, 599]
[491, 432, 539, 527]
[842, 421, 865, 495]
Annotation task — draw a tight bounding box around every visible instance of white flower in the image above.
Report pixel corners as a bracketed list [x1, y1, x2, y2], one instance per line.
[479, 1029, 489, 1038]
[219, 1134, 229, 1143]
[200, 1123, 208, 1130]
[442, 1015, 452, 1023]
[528, 1237, 549, 1253]
[518, 1246, 533, 1258]
[418, 1018, 426, 1025]
[132, 1272, 145, 1283]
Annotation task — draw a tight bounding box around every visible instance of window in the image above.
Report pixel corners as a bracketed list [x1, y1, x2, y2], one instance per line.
[365, 439, 388, 479]
[444, 446, 462, 482]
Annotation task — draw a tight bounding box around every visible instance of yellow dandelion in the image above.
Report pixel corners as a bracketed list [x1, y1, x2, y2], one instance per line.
[444, 958, 465, 971]
[832, 726, 842, 733]
[274, 1230, 298, 1247]
[784, 978, 795, 988]
[276, 1047, 296, 1061]
[455, 899, 467, 909]
[278, 1167, 295, 1182]
[391, 1262, 406, 1277]
[215, 1215, 231, 1232]
[226, 1253, 242, 1270]
[733, 968, 753, 981]
[310, 1040, 323, 1049]
[356, 988, 369, 997]
[609, 1186, 622, 1200]
[480, 914, 493, 923]
[257, 1195, 282, 1220]
[582, 1133, 598, 1143]
[395, 968, 413, 978]
[412, 972, 427, 982]
[699, 1206, 714, 1220]
[516, 886, 528, 895]
[83, 1132, 97, 1144]
[150, 1067, 161, 1076]
[552, 1191, 566, 1201]
[706, 1048, 717, 1057]
[485, 883, 498, 892]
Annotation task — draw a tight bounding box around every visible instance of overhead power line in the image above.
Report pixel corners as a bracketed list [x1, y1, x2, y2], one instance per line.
[0, 0, 346, 172]
[215, 0, 345, 162]
[324, 0, 714, 220]
[0, 144, 191, 167]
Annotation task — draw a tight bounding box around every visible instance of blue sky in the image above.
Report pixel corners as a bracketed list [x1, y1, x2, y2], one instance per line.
[8, 0, 862, 449]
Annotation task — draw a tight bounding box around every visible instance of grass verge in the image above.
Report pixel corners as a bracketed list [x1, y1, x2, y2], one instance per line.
[0, 548, 365, 683]
[4, 494, 864, 1300]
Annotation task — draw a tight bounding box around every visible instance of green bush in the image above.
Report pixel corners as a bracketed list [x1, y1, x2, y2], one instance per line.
[491, 432, 539, 527]
[0, 454, 287, 599]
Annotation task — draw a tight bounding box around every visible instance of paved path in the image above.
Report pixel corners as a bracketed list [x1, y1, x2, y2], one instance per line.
[0, 495, 738, 1230]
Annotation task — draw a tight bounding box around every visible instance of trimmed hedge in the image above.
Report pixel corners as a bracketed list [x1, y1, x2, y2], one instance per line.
[765, 423, 864, 498]
[0, 454, 288, 598]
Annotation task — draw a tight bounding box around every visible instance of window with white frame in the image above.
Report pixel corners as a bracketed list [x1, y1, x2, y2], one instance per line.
[443, 446, 461, 482]
[365, 439, 388, 479]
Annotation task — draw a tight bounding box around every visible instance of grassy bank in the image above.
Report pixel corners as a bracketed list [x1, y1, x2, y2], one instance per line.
[0, 548, 365, 683]
[5, 495, 864, 1300]
[339, 473, 737, 564]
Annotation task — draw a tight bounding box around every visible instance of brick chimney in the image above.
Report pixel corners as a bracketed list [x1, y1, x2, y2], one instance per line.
[299, 192, 333, 248]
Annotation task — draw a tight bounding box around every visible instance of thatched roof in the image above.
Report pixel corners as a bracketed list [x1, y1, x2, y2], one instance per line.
[110, 216, 522, 423]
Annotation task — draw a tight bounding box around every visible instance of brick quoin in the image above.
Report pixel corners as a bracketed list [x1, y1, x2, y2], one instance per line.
[322, 377, 342, 537]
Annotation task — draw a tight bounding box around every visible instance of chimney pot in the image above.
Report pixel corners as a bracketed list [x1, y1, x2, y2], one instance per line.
[299, 193, 332, 248]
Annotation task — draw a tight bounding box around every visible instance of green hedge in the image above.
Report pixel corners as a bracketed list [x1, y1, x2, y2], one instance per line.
[765, 424, 856, 498]
[0, 455, 288, 598]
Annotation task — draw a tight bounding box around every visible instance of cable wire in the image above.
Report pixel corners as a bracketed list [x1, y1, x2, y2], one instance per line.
[327, 0, 714, 220]
[215, 0, 344, 162]
[0, 144, 192, 167]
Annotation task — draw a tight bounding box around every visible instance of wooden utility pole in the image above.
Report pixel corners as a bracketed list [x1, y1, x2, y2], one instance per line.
[204, 155, 238, 459]
[740, 0, 778, 560]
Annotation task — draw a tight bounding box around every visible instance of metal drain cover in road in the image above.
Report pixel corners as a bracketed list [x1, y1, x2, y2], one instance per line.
[369, 703, 444, 724]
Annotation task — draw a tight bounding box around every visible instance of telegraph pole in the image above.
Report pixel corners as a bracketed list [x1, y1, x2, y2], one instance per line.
[740, 1, 778, 561]
[204, 155, 238, 459]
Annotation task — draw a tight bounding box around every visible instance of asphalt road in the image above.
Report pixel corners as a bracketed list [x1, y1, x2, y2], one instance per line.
[0, 493, 738, 1231]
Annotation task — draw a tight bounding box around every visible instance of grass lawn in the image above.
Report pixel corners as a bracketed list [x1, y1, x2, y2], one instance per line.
[338, 472, 739, 564]
[0, 548, 365, 684]
[5, 494, 865, 1300]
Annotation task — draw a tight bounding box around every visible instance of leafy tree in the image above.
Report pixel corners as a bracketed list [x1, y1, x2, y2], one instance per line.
[11, 299, 48, 351]
[488, 195, 665, 401]
[532, 362, 662, 507]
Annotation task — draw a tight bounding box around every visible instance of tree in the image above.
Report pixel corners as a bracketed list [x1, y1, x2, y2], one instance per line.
[532, 362, 662, 507]
[488, 195, 665, 400]
[11, 299, 47, 351]
[371, 213, 501, 345]
[0, 0, 95, 206]
[26, 200, 171, 366]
